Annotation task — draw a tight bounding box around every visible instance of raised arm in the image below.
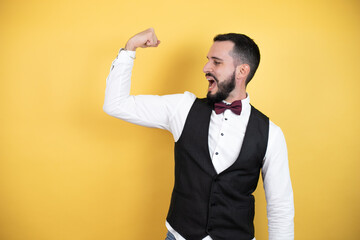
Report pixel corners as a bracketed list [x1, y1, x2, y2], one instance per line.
[103, 28, 196, 137]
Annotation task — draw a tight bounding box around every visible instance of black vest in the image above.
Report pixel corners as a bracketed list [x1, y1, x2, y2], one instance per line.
[166, 98, 269, 240]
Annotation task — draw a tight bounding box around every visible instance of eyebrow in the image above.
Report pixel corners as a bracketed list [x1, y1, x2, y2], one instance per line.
[207, 56, 224, 61]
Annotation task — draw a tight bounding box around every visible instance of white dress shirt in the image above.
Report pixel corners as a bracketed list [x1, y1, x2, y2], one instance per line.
[103, 49, 294, 240]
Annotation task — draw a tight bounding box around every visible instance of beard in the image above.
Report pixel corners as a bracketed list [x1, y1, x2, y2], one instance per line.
[206, 71, 236, 106]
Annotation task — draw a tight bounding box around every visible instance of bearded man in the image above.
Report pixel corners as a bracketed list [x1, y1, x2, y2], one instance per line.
[103, 28, 294, 240]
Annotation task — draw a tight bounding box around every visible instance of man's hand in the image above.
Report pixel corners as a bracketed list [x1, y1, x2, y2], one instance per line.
[125, 28, 160, 51]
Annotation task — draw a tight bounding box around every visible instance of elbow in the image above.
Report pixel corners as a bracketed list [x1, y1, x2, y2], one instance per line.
[103, 103, 115, 117]
[103, 96, 133, 119]
[103, 101, 128, 119]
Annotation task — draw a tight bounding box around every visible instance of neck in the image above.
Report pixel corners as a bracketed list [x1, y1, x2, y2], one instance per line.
[225, 89, 247, 103]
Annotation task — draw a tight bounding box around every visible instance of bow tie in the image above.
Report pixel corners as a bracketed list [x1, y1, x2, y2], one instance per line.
[214, 100, 242, 115]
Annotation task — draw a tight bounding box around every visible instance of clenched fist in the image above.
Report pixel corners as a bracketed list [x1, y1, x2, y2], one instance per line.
[125, 28, 161, 51]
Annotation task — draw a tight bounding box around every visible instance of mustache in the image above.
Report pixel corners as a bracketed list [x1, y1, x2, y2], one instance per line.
[205, 73, 218, 83]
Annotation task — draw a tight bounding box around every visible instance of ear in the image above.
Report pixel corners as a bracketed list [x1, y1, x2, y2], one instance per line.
[235, 64, 250, 80]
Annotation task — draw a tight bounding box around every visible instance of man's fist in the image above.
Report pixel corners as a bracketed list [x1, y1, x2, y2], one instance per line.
[125, 28, 160, 51]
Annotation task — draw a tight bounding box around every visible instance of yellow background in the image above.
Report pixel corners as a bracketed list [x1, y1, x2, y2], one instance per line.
[1, 0, 359, 239]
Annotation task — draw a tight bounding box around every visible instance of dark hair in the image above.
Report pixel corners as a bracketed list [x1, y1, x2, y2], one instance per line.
[214, 33, 260, 85]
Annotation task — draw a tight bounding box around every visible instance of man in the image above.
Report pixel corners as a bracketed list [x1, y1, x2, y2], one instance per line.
[103, 28, 294, 240]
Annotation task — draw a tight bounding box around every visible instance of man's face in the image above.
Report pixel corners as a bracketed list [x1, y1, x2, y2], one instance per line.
[203, 41, 237, 103]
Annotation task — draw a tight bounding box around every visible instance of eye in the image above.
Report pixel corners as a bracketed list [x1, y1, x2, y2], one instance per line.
[214, 61, 221, 65]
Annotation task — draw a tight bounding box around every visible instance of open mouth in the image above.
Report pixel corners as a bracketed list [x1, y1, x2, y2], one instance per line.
[206, 74, 218, 91]
[208, 79, 216, 90]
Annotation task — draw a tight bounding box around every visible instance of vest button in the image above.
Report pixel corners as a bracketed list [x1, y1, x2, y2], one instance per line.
[215, 152, 219, 155]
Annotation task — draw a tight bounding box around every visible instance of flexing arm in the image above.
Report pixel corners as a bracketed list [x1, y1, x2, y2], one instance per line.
[103, 28, 196, 137]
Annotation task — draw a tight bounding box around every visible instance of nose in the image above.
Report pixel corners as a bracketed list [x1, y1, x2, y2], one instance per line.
[203, 61, 211, 73]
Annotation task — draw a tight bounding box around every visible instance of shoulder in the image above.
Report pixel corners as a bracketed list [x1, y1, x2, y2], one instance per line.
[184, 91, 197, 102]
[160, 91, 196, 114]
[250, 105, 269, 121]
[182, 93, 212, 109]
[162, 91, 196, 102]
[266, 120, 288, 159]
[269, 120, 286, 141]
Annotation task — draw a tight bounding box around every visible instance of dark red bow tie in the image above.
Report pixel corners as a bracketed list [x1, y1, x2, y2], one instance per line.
[214, 100, 242, 115]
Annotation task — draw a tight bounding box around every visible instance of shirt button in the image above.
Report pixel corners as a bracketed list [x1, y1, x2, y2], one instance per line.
[221, 133, 224, 136]
[215, 152, 219, 155]
[224, 118, 228, 120]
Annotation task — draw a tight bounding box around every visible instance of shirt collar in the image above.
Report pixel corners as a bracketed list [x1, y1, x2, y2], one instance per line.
[222, 93, 250, 106]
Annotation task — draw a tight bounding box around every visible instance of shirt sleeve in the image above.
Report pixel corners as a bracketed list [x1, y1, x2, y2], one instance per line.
[262, 121, 294, 240]
[103, 49, 196, 141]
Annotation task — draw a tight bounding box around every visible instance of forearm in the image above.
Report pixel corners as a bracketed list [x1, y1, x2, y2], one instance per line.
[103, 49, 135, 117]
[266, 179, 294, 240]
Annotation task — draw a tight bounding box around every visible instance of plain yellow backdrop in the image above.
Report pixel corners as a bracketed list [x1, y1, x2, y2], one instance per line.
[1, 0, 359, 239]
